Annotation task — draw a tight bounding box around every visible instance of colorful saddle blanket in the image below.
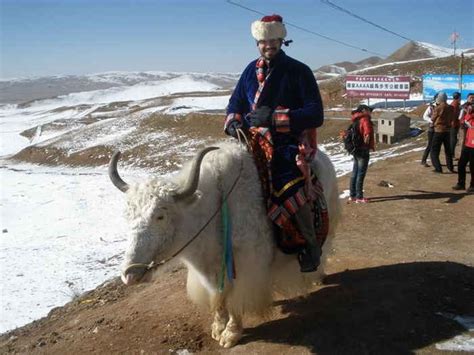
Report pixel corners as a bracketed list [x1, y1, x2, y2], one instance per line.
[248, 127, 329, 254]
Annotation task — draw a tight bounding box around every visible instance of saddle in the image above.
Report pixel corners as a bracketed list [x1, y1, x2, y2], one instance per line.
[247, 127, 329, 254]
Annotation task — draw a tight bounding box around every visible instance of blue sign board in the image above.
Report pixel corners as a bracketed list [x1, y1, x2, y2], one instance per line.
[423, 74, 474, 101]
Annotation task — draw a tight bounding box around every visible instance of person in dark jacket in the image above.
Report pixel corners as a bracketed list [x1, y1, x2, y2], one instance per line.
[348, 105, 375, 203]
[224, 14, 324, 272]
[450, 92, 462, 159]
[430, 92, 455, 173]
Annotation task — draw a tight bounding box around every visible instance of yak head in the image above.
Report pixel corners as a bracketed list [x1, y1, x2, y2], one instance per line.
[108, 147, 218, 285]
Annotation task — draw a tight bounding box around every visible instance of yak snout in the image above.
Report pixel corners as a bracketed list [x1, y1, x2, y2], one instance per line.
[121, 265, 151, 285]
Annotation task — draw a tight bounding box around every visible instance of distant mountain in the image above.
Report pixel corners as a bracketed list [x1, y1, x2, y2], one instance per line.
[314, 41, 473, 82]
[313, 40, 474, 107]
[0, 72, 239, 104]
[382, 41, 457, 63]
[314, 56, 383, 81]
[1, 41, 471, 107]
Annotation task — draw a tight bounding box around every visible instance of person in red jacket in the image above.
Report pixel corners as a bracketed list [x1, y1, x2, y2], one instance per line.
[348, 104, 375, 203]
[452, 93, 474, 193]
[450, 92, 462, 159]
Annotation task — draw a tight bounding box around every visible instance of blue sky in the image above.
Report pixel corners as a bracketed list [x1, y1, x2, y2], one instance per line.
[1, 0, 473, 78]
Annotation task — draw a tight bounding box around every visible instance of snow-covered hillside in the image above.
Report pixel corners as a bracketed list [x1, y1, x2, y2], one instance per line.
[0, 69, 430, 334]
[0, 73, 234, 157]
[0, 71, 239, 104]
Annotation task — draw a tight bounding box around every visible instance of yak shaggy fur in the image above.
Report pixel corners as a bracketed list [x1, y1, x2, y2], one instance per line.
[120, 141, 340, 347]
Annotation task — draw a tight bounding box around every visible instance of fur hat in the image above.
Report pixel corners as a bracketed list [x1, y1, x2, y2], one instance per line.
[251, 14, 287, 41]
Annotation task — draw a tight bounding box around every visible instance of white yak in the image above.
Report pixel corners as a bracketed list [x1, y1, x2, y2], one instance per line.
[109, 141, 340, 348]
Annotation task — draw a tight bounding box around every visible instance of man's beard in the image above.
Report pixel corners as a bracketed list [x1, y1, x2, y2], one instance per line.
[262, 47, 278, 59]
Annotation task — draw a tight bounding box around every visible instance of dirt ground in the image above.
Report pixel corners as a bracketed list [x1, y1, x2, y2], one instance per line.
[1, 143, 473, 354]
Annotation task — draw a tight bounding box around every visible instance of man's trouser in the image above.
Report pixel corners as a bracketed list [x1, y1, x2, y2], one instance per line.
[431, 132, 454, 172]
[457, 146, 474, 188]
[450, 127, 459, 159]
[294, 202, 321, 272]
[421, 128, 434, 163]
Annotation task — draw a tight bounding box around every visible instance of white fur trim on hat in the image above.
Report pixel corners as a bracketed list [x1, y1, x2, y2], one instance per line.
[251, 20, 287, 41]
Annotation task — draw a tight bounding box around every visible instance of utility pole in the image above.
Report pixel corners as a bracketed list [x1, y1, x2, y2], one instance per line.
[459, 52, 464, 97]
[450, 31, 460, 56]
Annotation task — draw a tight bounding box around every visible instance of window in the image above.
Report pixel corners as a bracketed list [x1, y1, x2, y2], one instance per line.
[382, 120, 385, 124]
[389, 121, 392, 126]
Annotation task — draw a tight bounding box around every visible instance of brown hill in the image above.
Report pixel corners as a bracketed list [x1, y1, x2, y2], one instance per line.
[314, 56, 383, 81]
[355, 56, 384, 66]
[318, 54, 474, 109]
[383, 41, 437, 63]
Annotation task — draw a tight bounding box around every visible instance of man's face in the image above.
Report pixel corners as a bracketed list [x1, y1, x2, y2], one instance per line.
[468, 95, 474, 103]
[257, 39, 282, 60]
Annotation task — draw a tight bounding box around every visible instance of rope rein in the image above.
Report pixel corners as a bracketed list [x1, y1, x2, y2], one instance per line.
[124, 130, 250, 275]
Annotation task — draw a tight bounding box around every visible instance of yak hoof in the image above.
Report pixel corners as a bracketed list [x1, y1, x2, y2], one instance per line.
[211, 321, 226, 341]
[218, 327, 242, 348]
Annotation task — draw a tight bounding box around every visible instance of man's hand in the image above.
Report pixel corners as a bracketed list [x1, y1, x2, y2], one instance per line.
[247, 106, 273, 128]
[226, 121, 242, 138]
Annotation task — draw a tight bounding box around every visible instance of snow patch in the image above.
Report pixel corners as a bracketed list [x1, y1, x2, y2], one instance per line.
[32, 75, 221, 108]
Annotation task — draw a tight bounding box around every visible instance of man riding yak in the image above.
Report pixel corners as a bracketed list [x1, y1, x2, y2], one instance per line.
[224, 14, 327, 272]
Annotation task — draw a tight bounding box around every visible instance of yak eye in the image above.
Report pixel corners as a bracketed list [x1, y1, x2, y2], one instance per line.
[156, 216, 164, 221]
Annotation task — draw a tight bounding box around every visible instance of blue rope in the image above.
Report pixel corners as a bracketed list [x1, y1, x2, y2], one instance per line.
[218, 198, 234, 292]
[225, 202, 234, 282]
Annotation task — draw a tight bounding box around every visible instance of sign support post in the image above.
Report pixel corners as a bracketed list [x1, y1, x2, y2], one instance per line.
[459, 53, 464, 97]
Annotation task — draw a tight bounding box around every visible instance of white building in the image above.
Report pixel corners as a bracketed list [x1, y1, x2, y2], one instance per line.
[376, 113, 411, 144]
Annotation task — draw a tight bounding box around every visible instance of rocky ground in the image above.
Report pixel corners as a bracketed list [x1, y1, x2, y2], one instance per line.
[1, 126, 473, 354]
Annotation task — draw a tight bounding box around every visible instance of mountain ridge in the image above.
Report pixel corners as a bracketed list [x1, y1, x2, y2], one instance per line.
[314, 41, 472, 81]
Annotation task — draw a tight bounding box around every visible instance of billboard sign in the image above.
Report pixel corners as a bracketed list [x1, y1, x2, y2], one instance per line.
[422, 74, 474, 101]
[345, 75, 411, 99]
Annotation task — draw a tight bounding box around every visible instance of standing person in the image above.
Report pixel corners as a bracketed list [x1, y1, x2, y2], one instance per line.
[348, 105, 375, 203]
[450, 92, 462, 159]
[421, 93, 438, 167]
[224, 14, 325, 272]
[458, 93, 474, 145]
[453, 93, 474, 193]
[430, 92, 455, 173]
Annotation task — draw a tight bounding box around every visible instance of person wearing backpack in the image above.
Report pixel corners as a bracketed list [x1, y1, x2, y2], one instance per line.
[348, 104, 375, 203]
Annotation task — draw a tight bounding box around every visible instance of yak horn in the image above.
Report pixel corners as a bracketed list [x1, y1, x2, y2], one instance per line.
[108, 151, 129, 193]
[173, 147, 219, 200]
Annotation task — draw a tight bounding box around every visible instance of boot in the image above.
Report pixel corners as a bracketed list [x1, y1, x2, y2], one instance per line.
[452, 183, 465, 191]
[297, 244, 321, 273]
[294, 203, 322, 273]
